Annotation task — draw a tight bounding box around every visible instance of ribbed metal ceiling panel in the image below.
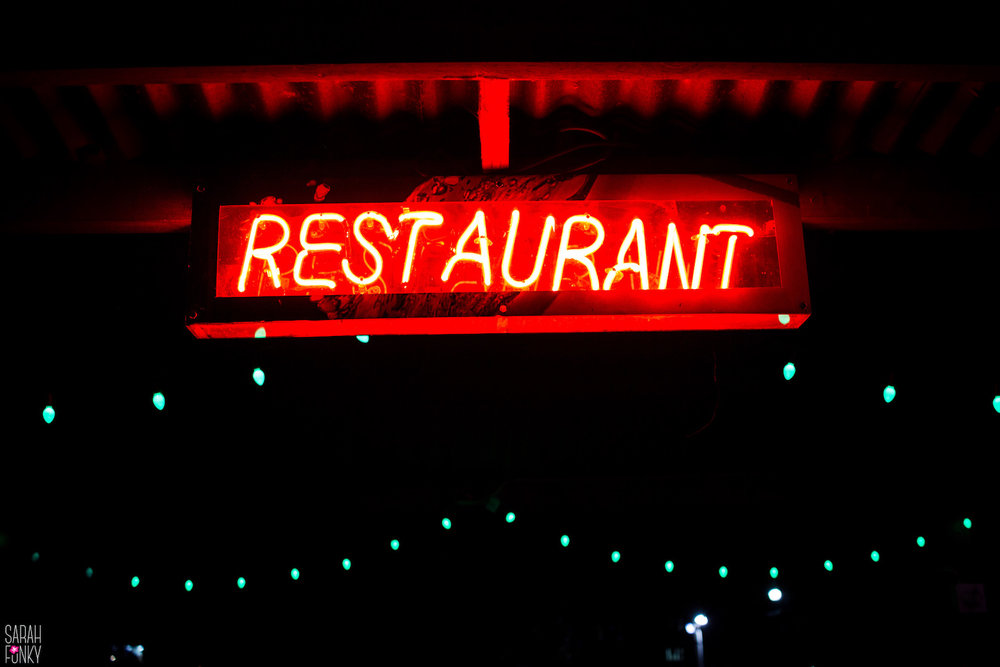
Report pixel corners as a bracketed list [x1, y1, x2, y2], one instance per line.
[2, 67, 998, 163]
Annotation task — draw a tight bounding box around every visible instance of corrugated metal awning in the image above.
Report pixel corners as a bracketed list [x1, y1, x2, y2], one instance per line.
[2, 63, 999, 233]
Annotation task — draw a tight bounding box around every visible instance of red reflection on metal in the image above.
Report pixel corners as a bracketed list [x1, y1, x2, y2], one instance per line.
[188, 312, 810, 339]
[478, 79, 510, 170]
[217, 201, 779, 298]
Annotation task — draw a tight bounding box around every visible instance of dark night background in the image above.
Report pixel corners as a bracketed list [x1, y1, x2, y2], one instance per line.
[1, 2, 998, 666]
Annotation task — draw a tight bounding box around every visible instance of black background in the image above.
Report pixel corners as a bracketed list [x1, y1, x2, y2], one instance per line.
[1, 2, 998, 665]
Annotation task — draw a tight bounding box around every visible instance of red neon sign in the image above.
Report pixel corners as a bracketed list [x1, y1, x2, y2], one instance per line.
[190, 176, 810, 338]
[218, 201, 779, 298]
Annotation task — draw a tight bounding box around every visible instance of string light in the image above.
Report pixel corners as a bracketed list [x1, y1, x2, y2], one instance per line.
[21, 365, 987, 600]
[22, 507, 984, 599]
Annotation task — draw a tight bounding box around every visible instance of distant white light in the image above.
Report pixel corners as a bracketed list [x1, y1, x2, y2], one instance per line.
[768, 587, 783, 602]
[685, 623, 696, 635]
[694, 614, 708, 627]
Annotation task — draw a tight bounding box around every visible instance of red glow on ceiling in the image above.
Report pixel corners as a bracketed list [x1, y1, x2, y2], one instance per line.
[258, 81, 295, 119]
[201, 82, 233, 119]
[787, 80, 822, 116]
[675, 78, 715, 117]
[143, 83, 178, 117]
[732, 80, 768, 116]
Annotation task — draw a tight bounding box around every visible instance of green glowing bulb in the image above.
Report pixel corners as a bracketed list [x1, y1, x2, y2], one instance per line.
[778, 314, 791, 325]
[42, 405, 55, 424]
[783, 362, 796, 381]
[611, 551, 621, 563]
[916, 536, 926, 548]
[994, 395, 1000, 414]
[505, 512, 516, 523]
[131, 576, 140, 588]
[31, 552, 40, 563]
[184, 579, 193, 592]
[664, 560, 674, 573]
[237, 576, 246, 589]
[719, 565, 728, 578]
[390, 539, 399, 551]
[560, 535, 570, 548]
[824, 560, 833, 572]
[883, 385, 896, 403]
[963, 517, 972, 529]
[870, 550, 880, 562]
[356, 335, 370, 343]
[770, 566, 779, 579]
[254, 326, 266, 339]
[252, 368, 265, 386]
[290, 568, 300, 580]
[85, 567, 93, 578]
[441, 517, 452, 530]
[152, 392, 165, 411]
[342, 558, 351, 571]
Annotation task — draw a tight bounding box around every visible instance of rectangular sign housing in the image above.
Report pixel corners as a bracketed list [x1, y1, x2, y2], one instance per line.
[187, 174, 810, 337]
